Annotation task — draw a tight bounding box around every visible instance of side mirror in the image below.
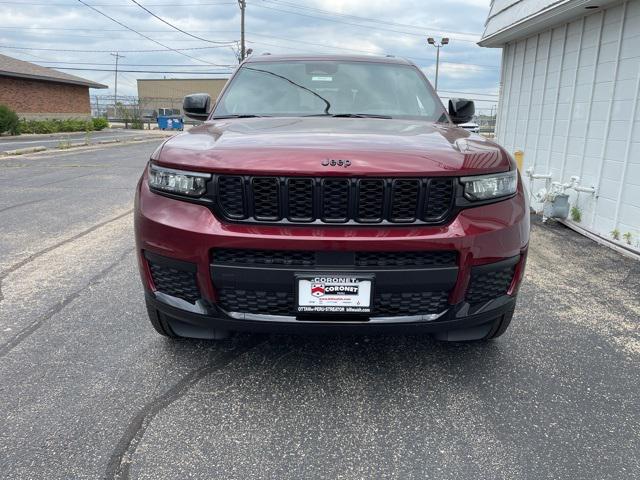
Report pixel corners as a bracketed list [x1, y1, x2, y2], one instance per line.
[448, 98, 475, 125]
[183, 93, 211, 121]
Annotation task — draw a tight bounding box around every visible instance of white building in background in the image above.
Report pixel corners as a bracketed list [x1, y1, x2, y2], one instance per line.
[479, 0, 640, 255]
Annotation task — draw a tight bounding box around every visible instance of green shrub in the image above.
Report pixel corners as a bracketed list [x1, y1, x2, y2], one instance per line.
[92, 117, 109, 130]
[570, 205, 582, 223]
[0, 104, 20, 135]
[17, 118, 95, 134]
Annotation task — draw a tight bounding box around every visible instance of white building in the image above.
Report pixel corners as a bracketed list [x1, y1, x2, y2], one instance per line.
[480, 0, 640, 255]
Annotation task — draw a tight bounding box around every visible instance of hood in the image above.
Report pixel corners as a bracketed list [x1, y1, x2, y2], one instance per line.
[155, 117, 512, 176]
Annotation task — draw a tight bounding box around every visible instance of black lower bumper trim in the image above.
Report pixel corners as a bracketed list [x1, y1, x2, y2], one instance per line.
[145, 291, 517, 336]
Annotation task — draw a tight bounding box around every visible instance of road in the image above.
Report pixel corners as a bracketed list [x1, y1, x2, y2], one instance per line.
[0, 129, 157, 153]
[0, 141, 638, 479]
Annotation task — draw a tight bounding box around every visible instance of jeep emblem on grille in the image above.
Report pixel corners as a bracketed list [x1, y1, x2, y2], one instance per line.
[322, 159, 351, 167]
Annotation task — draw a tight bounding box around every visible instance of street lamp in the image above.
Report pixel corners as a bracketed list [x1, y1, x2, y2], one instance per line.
[427, 37, 449, 92]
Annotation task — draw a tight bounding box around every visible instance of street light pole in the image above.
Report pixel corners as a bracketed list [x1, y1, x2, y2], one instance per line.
[426, 37, 449, 93]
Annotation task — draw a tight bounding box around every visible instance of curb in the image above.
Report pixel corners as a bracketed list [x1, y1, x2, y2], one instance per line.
[2, 146, 48, 156]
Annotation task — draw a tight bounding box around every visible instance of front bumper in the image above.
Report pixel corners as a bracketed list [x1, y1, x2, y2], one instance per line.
[146, 290, 518, 338]
[135, 174, 529, 335]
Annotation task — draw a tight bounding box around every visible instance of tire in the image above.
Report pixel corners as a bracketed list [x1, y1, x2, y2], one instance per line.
[145, 299, 230, 340]
[484, 308, 514, 340]
[145, 302, 179, 338]
[434, 307, 514, 342]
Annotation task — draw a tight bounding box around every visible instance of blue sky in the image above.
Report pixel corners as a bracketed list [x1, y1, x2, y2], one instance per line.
[0, 0, 500, 113]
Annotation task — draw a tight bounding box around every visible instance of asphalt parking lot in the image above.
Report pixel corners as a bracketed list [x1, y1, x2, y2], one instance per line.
[0, 141, 638, 479]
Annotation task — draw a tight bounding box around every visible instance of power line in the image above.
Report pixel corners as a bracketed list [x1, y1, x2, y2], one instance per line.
[31, 60, 226, 67]
[51, 66, 233, 74]
[0, 1, 236, 5]
[245, 36, 499, 70]
[128, 0, 235, 45]
[251, 3, 480, 43]
[262, 0, 482, 37]
[75, 0, 230, 66]
[0, 44, 235, 55]
[438, 90, 499, 97]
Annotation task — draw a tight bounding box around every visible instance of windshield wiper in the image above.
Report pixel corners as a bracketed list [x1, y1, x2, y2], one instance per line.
[211, 114, 268, 119]
[243, 66, 331, 114]
[330, 113, 392, 119]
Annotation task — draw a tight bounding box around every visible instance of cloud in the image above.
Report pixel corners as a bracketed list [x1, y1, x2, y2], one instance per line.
[0, 0, 500, 98]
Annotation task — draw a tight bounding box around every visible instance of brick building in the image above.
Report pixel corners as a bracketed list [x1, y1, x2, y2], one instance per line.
[0, 53, 107, 119]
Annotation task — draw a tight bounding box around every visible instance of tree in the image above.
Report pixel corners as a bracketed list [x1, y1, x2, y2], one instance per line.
[0, 105, 20, 135]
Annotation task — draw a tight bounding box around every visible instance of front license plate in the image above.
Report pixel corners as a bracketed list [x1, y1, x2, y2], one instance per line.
[296, 274, 374, 314]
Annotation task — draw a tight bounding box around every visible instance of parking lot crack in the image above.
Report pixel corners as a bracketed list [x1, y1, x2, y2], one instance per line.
[0, 208, 133, 303]
[0, 197, 48, 214]
[104, 337, 266, 480]
[0, 246, 134, 359]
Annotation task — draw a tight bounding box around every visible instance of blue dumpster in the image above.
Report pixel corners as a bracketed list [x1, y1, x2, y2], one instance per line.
[157, 115, 184, 131]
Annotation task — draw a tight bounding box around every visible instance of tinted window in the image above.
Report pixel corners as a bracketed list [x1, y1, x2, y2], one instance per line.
[214, 60, 445, 120]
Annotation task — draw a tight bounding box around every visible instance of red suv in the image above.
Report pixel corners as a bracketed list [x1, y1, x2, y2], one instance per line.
[134, 55, 529, 341]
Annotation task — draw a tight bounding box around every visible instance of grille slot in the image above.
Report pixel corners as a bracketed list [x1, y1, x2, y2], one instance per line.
[251, 177, 280, 220]
[390, 179, 420, 222]
[217, 176, 245, 219]
[287, 178, 314, 221]
[209, 175, 456, 225]
[357, 179, 385, 222]
[322, 179, 350, 222]
[425, 178, 454, 221]
[149, 262, 200, 304]
[466, 264, 515, 304]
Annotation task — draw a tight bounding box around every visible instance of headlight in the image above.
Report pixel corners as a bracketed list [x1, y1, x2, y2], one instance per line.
[461, 170, 517, 201]
[148, 163, 210, 197]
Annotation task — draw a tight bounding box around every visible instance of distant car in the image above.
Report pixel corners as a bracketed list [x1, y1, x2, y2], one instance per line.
[459, 122, 480, 133]
[135, 54, 529, 342]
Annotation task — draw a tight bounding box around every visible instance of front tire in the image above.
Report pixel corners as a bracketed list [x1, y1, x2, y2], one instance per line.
[434, 307, 514, 342]
[145, 299, 230, 340]
[484, 308, 514, 340]
[145, 301, 179, 338]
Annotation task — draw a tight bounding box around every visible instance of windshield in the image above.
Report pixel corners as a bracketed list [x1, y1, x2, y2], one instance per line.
[213, 60, 446, 121]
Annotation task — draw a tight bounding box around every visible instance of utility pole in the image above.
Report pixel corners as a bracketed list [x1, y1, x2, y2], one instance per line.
[426, 37, 449, 92]
[238, 0, 246, 62]
[110, 52, 125, 113]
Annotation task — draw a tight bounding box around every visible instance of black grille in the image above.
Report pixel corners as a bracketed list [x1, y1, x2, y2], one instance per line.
[357, 179, 384, 222]
[252, 177, 279, 220]
[218, 289, 293, 316]
[217, 176, 245, 218]
[214, 249, 316, 266]
[390, 179, 420, 222]
[287, 178, 314, 221]
[355, 251, 457, 268]
[322, 179, 349, 221]
[212, 249, 457, 268]
[149, 262, 200, 304]
[212, 176, 455, 225]
[425, 178, 454, 221]
[374, 291, 449, 316]
[466, 265, 515, 304]
[217, 289, 449, 317]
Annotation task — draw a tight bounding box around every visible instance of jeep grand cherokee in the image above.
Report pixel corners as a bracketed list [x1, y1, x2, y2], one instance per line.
[134, 55, 529, 341]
